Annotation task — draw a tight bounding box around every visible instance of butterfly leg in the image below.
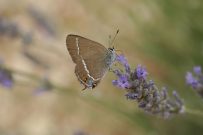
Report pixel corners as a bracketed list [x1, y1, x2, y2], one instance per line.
[109, 67, 114, 72]
[82, 77, 89, 90]
[82, 86, 87, 90]
[81, 77, 94, 90]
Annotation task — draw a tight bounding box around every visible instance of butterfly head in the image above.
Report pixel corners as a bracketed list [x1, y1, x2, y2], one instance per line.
[108, 46, 115, 52]
[106, 47, 116, 67]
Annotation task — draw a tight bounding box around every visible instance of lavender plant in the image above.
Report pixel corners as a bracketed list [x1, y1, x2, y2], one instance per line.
[112, 55, 184, 118]
[186, 66, 203, 97]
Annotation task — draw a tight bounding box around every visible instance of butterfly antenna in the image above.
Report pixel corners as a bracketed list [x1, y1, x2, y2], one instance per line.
[109, 29, 119, 48]
[108, 35, 112, 48]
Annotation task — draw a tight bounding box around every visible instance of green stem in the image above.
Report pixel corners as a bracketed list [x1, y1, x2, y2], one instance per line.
[185, 108, 203, 117]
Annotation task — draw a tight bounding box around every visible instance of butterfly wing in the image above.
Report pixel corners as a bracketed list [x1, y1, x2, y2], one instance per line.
[66, 34, 110, 89]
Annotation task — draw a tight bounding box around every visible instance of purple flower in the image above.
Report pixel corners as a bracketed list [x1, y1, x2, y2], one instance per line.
[116, 54, 128, 65]
[186, 66, 203, 97]
[116, 54, 130, 73]
[136, 65, 148, 79]
[193, 66, 201, 75]
[113, 56, 131, 89]
[112, 74, 130, 89]
[112, 54, 184, 118]
[186, 72, 198, 88]
[0, 67, 13, 88]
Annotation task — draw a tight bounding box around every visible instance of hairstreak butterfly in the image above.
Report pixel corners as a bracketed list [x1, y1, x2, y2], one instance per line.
[66, 31, 119, 90]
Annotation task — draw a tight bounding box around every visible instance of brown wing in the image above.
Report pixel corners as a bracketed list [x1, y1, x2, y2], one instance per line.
[66, 34, 107, 63]
[66, 34, 110, 87]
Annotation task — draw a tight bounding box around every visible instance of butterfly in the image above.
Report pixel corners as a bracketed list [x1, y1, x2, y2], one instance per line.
[66, 33, 118, 90]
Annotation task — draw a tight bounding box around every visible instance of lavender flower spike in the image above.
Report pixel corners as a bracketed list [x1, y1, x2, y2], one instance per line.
[113, 54, 184, 118]
[186, 66, 203, 98]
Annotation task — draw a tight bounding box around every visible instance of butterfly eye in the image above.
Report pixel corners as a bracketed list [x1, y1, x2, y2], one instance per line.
[108, 48, 114, 51]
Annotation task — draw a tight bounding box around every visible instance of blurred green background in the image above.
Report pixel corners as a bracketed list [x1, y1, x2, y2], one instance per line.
[0, 0, 203, 135]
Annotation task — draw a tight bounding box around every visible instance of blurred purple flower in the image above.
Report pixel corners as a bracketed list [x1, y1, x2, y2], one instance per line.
[186, 72, 198, 88]
[186, 66, 203, 98]
[193, 66, 202, 75]
[0, 17, 33, 45]
[0, 67, 13, 89]
[0, 17, 20, 38]
[112, 54, 184, 118]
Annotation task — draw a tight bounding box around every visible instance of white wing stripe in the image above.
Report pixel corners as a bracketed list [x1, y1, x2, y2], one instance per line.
[76, 38, 80, 55]
[81, 58, 100, 81]
[75, 37, 101, 83]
